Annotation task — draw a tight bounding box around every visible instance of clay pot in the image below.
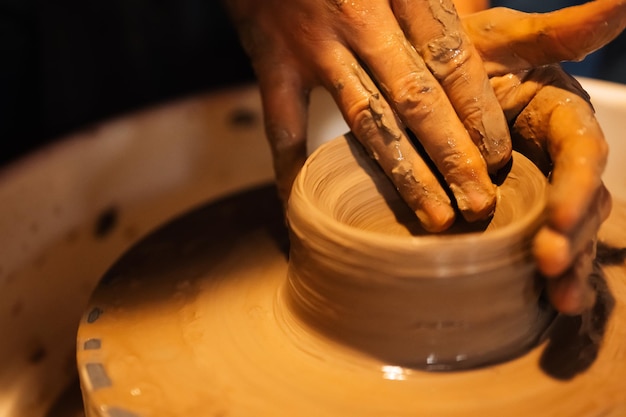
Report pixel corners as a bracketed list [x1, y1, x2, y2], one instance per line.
[286, 134, 554, 369]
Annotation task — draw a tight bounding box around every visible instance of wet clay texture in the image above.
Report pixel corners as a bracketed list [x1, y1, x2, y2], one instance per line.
[77, 136, 626, 416]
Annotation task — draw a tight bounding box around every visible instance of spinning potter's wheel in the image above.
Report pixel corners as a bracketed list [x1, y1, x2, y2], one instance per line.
[77, 135, 626, 416]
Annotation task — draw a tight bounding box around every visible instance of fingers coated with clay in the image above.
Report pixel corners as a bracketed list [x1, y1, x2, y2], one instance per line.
[511, 67, 608, 234]
[497, 65, 612, 315]
[507, 67, 610, 280]
[390, 0, 511, 172]
[229, 0, 622, 238]
[333, 2, 497, 222]
[317, 46, 456, 231]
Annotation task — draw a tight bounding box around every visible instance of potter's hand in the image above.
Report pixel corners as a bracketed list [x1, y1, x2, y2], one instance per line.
[224, 0, 511, 232]
[463, 1, 626, 314]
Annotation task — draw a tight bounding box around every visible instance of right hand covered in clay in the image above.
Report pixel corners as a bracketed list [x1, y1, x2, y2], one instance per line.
[462, 0, 626, 314]
[223, 0, 512, 232]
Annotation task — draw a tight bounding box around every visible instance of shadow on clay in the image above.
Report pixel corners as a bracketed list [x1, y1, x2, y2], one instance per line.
[539, 241, 625, 380]
[97, 183, 289, 294]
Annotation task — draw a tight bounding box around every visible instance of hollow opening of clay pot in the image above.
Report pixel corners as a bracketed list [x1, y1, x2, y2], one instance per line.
[285, 134, 554, 370]
[308, 134, 544, 240]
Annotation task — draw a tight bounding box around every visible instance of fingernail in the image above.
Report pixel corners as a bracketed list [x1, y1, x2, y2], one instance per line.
[416, 204, 456, 233]
[450, 181, 497, 222]
[533, 228, 571, 278]
[547, 274, 597, 316]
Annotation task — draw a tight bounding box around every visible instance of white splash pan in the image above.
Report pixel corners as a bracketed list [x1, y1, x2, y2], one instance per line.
[0, 78, 624, 417]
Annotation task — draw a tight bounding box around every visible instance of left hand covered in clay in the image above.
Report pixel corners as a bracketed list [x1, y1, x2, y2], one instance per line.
[463, 1, 626, 314]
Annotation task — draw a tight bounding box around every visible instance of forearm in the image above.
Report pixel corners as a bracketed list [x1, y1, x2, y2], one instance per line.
[454, 0, 489, 15]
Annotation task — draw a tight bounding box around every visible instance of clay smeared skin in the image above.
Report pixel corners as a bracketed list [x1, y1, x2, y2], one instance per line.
[225, 0, 507, 230]
[417, 0, 511, 171]
[225, 0, 626, 312]
[373, 0, 508, 220]
[225, 0, 623, 228]
[341, 61, 492, 230]
[339, 62, 456, 231]
[488, 65, 613, 314]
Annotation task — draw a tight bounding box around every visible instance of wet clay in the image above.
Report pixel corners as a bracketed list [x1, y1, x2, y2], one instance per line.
[76, 134, 626, 416]
[286, 134, 552, 369]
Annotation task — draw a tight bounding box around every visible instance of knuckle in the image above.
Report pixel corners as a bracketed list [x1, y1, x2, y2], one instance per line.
[426, 37, 472, 83]
[346, 98, 379, 137]
[266, 124, 304, 156]
[345, 97, 372, 122]
[426, 31, 464, 63]
[595, 137, 609, 163]
[327, 0, 366, 21]
[388, 72, 441, 119]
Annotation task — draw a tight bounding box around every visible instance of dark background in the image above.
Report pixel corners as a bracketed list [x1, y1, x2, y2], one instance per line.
[1, 0, 624, 167]
[1, 0, 254, 166]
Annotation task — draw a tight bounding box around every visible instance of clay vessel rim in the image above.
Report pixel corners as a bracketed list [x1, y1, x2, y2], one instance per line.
[291, 143, 547, 251]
